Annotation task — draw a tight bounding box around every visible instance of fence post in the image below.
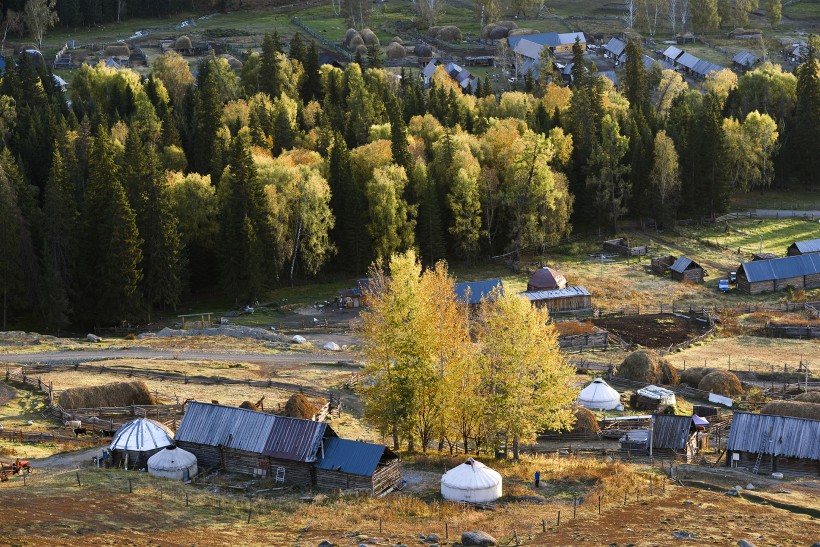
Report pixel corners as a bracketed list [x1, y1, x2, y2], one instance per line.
[598, 495, 601, 514]
[573, 496, 577, 518]
[76, 472, 81, 487]
[557, 510, 560, 527]
[128, 479, 132, 493]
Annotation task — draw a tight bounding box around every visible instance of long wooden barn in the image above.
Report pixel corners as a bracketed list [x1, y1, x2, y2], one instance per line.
[522, 286, 592, 313]
[727, 412, 820, 475]
[736, 254, 820, 294]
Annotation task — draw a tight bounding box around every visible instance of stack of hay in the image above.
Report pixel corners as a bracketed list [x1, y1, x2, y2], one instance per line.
[571, 407, 600, 434]
[760, 400, 820, 420]
[429, 26, 463, 43]
[58, 381, 155, 409]
[386, 36, 406, 59]
[360, 28, 380, 47]
[793, 392, 820, 403]
[344, 28, 361, 48]
[238, 400, 259, 410]
[616, 350, 678, 385]
[680, 367, 742, 397]
[174, 36, 193, 53]
[481, 21, 517, 40]
[283, 393, 319, 420]
[104, 42, 131, 60]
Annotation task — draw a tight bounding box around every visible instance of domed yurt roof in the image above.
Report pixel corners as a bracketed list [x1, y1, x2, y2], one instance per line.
[527, 267, 567, 291]
[577, 378, 621, 411]
[110, 418, 174, 452]
[147, 446, 198, 480]
[441, 457, 502, 503]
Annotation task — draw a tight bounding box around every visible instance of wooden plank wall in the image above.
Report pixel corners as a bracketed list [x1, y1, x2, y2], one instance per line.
[176, 441, 221, 470]
[372, 460, 402, 495]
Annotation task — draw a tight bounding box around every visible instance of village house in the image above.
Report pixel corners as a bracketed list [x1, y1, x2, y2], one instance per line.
[736, 254, 820, 294]
[732, 50, 760, 72]
[787, 238, 820, 256]
[727, 412, 820, 475]
[669, 256, 705, 283]
[508, 31, 586, 77]
[453, 279, 503, 307]
[420, 59, 478, 92]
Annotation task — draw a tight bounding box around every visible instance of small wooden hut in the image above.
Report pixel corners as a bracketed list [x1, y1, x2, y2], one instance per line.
[787, 238, 820, 256]
[314, 438, 401, 495]
[669, 256, 704, 283]
[527, 267, 567, 291]
[651, 415, 701, 462]
[522, 286, 592, 313]
[651, 255, 676, 275]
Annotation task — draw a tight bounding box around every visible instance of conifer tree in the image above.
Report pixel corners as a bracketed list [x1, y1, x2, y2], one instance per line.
[260, 33, 283, 99]
[623, 40, 650, 115]
[388, 96, 411, 171]
[191, 59, 225, 178]
[0, 151, 26, 330]
[302, 41, 322, 103]
[586, 115, 631, 232]
[289, 32, 306, 66]
[79, 130, 143, 326]
[328, 132, 370, 273]
[794, 36, 820, 182]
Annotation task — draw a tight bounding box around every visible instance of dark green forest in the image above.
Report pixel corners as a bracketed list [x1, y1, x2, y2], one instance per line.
[0, 27, 818, 329]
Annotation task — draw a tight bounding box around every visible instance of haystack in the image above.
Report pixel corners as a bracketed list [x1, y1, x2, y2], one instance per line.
[794, 392, 820, 404]
[174, 36, 193, 52]
[508, 28, 539, 37]
[58, 381, 155, 409]
[360, 28, 380, 47]
[571, 407, 600, 434]
[349, 34, 365, 51]
[414, 43, 433, 58]
[222, 54, 243, 71]
[481, 23, 511, 40]
[283, 393, 319, 419]
[355, 44, 368, 56]
[344, 28, 360, 48]
[239, 400, 258, 410]
[616, 350, 678, 385]
[697, 370, 742, 397]
[760, 400, 820, 420]
[104, 42, 131, 59]
[679, 367, 716, 388]
[386, 42, 406, 59]
[432, 25, 462, 43]
[392, 36, 403, 45]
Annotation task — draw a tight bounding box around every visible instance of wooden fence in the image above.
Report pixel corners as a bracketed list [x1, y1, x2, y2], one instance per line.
[764, 323, 820, 339]
[558, 331, 609, 353]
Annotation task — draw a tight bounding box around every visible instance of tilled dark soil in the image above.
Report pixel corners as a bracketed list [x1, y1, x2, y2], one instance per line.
[594, 313, 709, 348]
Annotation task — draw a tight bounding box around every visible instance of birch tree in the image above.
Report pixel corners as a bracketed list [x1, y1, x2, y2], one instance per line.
[650, 130, 680, 227]
[23, 0, 58, 50]
[668, 0, 678, 34]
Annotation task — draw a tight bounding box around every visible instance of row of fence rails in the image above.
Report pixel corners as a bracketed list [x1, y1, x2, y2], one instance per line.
[805, 301, 820, 319]
[290, 17, 352, 61]
[658, 326, 716, 357]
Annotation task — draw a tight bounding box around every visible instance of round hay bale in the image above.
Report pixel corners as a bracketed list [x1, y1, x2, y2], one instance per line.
[104, 42, 131, 59]
[360, 28, 380, 47]
[481, 23, 510, 40]
[355, 44, 368, 56]
[498, 21, 519, 31]
[222, 54, 243, 71]
[174, 36, 193, 51]
[414, 43, 433, 58]
[760, 400, 820, 420]
[572, 407, 600, 434]
[679, 367, 716, 387]
[349, 34, 365, 51]
[239, 400, 258, 410]
[344, 28, 360, 48]
[434, 25, 463, 43]
[58, 381, 155, 410]
[508, 28, 539, 37]
[616, 350, 676, 384]
[794, 392, 820, 404]
[697, 370, 742, 397]
[283, 393, 319, 419]
[386, 42, 407, 59]
[392, 36, 403, 45]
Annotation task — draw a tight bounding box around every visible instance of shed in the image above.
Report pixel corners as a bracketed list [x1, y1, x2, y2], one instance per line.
[732, 50, 760, 71]
[787, 238, 820, 256]
[662, 45, 684, 65]
[147, 446, 198, 481]
[631, 385, 676, 410]
[603, 37, 626, 63]
[521, 286, 592, 313]
[736, 254, 820, 294]
[651, 415, 702, 460]
[527, 267, 567, 291]
[577, 378, 621, 411]
[454, 279, 503, 306]
[175, 401, 336, 485]
[314, 438, 402, 495]
[676, 52, 701, 73]
[669, 256, 704, 283]
[651, 255, 676, 275]
[109, 418, 174, 470]
[338, 278, 377, 308]
[727, 412, 820, 475]
[441, 458, 502, 503]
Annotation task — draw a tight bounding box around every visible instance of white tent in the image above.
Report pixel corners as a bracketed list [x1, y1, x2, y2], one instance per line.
[110, 418, 174, 452]
[577, 378, 622, 411]
[147, 446, 198, 481]
[441, 457, 502, 503]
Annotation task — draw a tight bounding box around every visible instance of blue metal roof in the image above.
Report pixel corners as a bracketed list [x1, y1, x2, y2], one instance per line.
[740, 254, 820, 282]
[316, 438, 397, 476]
[604, 37, 626, 57]
[732, 50, 759, 67]
[453, 279, 503, 305]
[793, 238, 820, 254]
[670, 256, 700, 273]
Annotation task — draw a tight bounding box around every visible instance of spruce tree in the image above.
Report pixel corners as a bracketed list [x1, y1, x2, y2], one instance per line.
[302, 41, 322, 103]
[623, 40, 650, 115]
[192, 59, 224, 178]
[0, 151, 26, 330]
[389, 96, 412, 171]
[289, 32, 306, 65]
[79, 130, 143, 327]
[327, 131, 370, 273]
[794, 36, 820, 183]
[260, 33, 283, 99]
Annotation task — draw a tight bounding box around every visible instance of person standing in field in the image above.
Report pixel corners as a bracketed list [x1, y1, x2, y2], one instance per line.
[535, 470, 541, 488]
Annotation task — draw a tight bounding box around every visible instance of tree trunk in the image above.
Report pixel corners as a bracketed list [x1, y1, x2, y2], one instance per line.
[392, 428, 399, 451]
[289, 218, 302, 287]
[512, 434, 520, 460]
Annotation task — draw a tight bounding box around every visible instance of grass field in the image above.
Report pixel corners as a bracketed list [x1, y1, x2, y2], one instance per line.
[678, 218, 820, 258]
[783, 0, 820, 19]
[731, 188, 820, 211]
[666, 335, 819, 373]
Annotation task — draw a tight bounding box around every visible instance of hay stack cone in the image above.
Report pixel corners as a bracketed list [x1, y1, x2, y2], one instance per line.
[104, 42, 131, 59]
[283, 393, 319, 419]
[760, 400, 820, 420]
[174, 36, 193, 52]
[617, 350, 678, 385]
[386, 42, 406, 59]
[697, 370, 742, 397]
[344, 28, 360, 48]
[794, 392, 820, 404]
[572, 407, 600, 434]
[360, 28, 380, 47]
[679, 367, 716, 387]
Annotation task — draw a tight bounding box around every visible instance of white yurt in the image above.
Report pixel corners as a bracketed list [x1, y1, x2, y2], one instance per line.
[109, 418, 175, 470]
[577, 378, 622, 411]
[147, 446, 198, 481]
[441, 457, 502, 503]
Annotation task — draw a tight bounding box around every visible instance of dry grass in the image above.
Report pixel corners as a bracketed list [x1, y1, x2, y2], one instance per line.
[58, 381, 154, 409]
[697, 370, 742, 397]
[553, 321, 597, 336]
[665, 336, 820, 373]
[760, 400, 820, 420]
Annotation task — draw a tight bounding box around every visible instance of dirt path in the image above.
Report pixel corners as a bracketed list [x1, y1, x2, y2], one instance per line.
[30, 446, 105, 470]
[650, 233, 728, 272]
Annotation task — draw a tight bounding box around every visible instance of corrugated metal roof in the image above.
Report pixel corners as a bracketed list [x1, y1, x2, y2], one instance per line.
[793, 238, 820, 254]
[652, 415, 693, 450]
[727, 412, 820, 460]
[732, 50, 759, 67]
[739, 254, 820, 282]
[513, 38, 545, 60]
[663, 46, 683, 60]
[315, 438, 397, 476]
[176, 402, 278, 453]
[262, 415, 333, 462]
[670, 256, 701, 273]
[558, 32, 586, 46]
[521, 286, 591, 301]
[110, 418, 174, 452]
[421, 59, 439, 79]
[454, 279, 503, 305]
[604, 37, 626, 57]
[677, 52, 700, 70]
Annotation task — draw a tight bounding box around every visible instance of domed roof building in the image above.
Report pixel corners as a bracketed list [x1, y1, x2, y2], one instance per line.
[441, 457, 502, 503]
[577, 378, 621, 411]
[527, 267, 567, 291]
[109, 418, 174, 470]
[147, 446, 198, 481]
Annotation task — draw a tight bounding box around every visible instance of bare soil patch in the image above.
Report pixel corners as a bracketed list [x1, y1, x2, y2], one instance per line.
[593, 313, 709, 349]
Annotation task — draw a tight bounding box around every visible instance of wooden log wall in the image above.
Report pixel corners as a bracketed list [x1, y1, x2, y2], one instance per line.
[315, 469, 372, 492]
[266, 457, 314, 486]
[176, 441, 221, 470]
[372, 460, 402, 495]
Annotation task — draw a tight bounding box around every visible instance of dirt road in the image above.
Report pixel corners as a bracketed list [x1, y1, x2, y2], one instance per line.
[0, 348, 360, 366]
